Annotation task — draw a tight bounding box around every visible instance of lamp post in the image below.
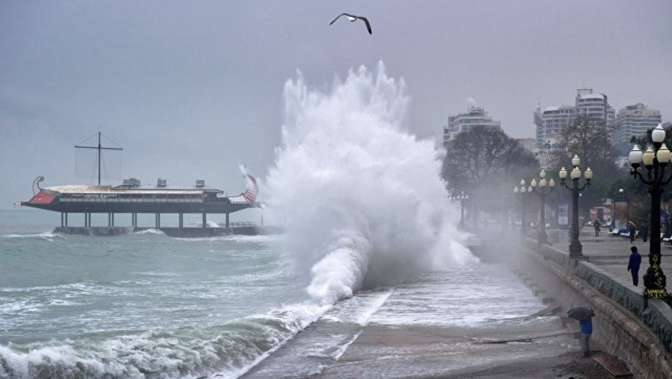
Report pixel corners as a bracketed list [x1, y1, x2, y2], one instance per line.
[528, 170, 556, 244]
[628, 123, 671, 299]
[558, 155, 592, 258]
[449, 192, 469, 228]
[618, 188, 630, 226]
[513, 181, 531, 234]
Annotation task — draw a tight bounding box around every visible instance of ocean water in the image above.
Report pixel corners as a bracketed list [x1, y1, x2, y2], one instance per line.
[0, 209, 543, 379]
[1, 63, 543, 378]
[0, 209, 317, 378]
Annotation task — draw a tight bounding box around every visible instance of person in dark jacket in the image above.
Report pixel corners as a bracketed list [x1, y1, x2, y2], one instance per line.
[640, 223, 649, 242]
[628, 221, 637, 243]
[593, 219, 601, 241]
[628, 246, 642, 286]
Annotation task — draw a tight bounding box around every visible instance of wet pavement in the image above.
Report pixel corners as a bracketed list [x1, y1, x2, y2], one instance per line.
[554, 228, 672, 293]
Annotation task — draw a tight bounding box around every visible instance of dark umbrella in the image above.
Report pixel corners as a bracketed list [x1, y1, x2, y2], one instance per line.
[567, 306, 594, 321]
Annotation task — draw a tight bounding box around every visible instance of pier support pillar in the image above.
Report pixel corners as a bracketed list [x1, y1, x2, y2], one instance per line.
[108, 213, 115, 227]
[64, 213, 68, 227]
[132, 213, 137, 229]
[85, 212, 91, 228]
[225, 212, 230, 229]
[178, 213, 184, 230]
[202, 213, 207, 228]
[155, 213, 161, 229]
[60, 212, 64, 227]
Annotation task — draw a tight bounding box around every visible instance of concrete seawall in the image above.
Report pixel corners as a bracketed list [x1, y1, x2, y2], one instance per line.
[516, 239, 672, 378]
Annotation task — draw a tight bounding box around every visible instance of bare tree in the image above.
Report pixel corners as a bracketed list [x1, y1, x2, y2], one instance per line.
[442, 125, 539, 220]
[548, 115, 619, 214]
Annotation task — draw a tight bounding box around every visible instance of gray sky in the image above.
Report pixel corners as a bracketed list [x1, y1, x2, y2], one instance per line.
[1, 0, 671, 208]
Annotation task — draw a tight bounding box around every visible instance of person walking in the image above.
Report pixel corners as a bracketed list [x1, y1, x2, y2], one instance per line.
[593, 219, 601, 241]
[640, 223, 649, 243]
[629, 221, 637, 243]
[627, 246, 642, 286]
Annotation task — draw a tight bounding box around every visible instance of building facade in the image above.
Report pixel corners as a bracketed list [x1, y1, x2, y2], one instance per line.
[534, 105, 576, 150]
[616, 103, 662, 146]
[442, 105, 501, 146]
[575, 88, 614, 127]
[534, 88, 615, 152]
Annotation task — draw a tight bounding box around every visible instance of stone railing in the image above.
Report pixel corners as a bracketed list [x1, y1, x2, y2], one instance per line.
[518, 238, 672, 378]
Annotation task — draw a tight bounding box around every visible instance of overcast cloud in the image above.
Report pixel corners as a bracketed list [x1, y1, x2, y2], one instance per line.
[1, 0, 671, 207]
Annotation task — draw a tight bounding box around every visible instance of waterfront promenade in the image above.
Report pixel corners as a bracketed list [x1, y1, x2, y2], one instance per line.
[565, 231, 672, 294]
[320, 229, 672, 378]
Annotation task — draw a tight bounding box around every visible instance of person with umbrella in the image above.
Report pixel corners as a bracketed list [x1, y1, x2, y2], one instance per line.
[567, 306, 594, 357]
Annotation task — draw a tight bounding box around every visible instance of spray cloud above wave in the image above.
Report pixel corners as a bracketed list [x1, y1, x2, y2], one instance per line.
[266, 62, 475, 305]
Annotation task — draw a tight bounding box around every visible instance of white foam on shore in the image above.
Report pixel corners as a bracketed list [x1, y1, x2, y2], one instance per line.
[369, 267, 544, 327]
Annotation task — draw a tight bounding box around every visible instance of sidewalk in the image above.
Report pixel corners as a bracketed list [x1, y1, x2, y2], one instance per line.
[552, 229, 672, 293]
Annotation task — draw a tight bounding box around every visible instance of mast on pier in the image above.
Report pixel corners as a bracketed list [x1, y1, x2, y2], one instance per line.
[74, 132, 123, 186]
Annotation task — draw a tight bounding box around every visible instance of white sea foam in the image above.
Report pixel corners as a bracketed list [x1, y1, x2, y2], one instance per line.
[1, 232, 62, 241]
[132, 228, 165, 235]
[0, 302, 328, 379]
[172, 234, 282, 243]
[266, 62, 475, 305]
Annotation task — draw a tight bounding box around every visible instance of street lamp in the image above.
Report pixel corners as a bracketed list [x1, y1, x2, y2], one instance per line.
[617, 188, 630, 226]
[527, 169, 556, 244]
[449, 192, 469, 228]
[628, 123, 670, 299]
[558, 154, 592, 258]
[513, 181, 531, 234]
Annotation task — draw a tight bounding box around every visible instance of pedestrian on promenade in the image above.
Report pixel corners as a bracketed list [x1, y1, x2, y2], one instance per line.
[593, 219, 601, 241]
[628, 221, 637, 243]
[640, 223, 649, 243]
[567, 307, 594, 358]
[579, 316, 593, 357]
[627, 246, 641, 286]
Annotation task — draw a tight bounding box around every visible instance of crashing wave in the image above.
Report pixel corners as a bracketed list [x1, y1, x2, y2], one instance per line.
[266, 62, 475, 305]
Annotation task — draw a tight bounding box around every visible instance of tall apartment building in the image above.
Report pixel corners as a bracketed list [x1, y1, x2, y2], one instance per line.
[616, 103, 662, 146]
[534, 105, 576, 150]
[534, 88, 614, 151]
[575, 88, 614, 127]
[442, 105, 501, 146]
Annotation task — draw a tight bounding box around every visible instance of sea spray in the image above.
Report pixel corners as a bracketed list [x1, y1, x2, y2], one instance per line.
[266, 62, 475, 305]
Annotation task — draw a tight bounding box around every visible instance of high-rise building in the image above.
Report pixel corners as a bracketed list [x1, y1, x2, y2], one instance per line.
[575, 88, 612, 125]
[534, 105, 576, 150]
[534, 88, 615, 152]
[616, 103, 662, 146]
[442, 105, 501, 146]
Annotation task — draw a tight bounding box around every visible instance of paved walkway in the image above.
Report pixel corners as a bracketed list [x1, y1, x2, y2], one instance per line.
[550, 228, 672, 294]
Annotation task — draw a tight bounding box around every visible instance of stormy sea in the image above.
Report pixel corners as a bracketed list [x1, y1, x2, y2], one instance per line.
[0, 64, 546, 379]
